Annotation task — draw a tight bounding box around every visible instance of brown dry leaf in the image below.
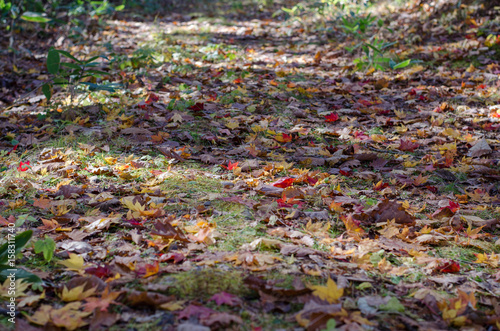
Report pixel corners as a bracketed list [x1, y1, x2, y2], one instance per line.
[467, 138, 492, 157]
[126, 290, 174, 307]
[33, 197, 52, 210]
[356, 199, 415, 225]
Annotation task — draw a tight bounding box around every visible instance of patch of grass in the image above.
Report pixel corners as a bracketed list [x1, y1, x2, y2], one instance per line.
[164, 268, 248, 299]
[209, 203, 266, 251]
[433, 244, 484, 264]
[441, 183, 462, 194]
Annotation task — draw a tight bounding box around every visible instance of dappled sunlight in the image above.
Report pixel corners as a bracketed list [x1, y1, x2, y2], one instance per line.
[1, 0, 500, 329]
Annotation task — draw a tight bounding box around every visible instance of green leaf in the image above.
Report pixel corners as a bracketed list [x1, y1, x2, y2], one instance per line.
[0, 265, 42, 283]
[85, 69, 108, 76]
[79, 82, 118, 92]
[380, 297, 405, 313]
[83, 56, 100, 64]
[325, 319, 337, 331]
[47, 49, 60, 75]
[20, 12, 51, 23]
[55, 50, 81, 63]
[42, 83, 52, 102]
[0, 230, 33, 265]
[34, 236, 56, 262]
[392, 59, 411, 69]
[53, 78, 69, 86]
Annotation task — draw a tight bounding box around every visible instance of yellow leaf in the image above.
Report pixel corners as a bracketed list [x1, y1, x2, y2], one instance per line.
[50, 302, 91, 331]
[104, 157, 117, 165]
[121, 197, 145, 212]
[26, 304, 52, 326]
[0, 278, 30, 298]
[59, 253, 85, 271]
[59, 284, 97, 302]
[160, 300, 186, 311]
[309, 277, 344, 303]
[370, 134, 387, 143]
[226, 120, 239, 129]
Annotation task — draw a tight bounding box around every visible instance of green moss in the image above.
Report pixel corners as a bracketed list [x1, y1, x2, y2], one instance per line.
[163, 269, 248, 299]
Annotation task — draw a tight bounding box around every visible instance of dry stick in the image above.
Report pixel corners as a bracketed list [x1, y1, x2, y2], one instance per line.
[8, 0, 25, 65]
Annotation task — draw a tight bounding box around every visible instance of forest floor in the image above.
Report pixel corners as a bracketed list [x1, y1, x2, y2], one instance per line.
[1, 0, 500, 330]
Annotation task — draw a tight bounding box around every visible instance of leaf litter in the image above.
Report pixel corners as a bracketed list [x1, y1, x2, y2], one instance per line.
[1, 0, 500, 330]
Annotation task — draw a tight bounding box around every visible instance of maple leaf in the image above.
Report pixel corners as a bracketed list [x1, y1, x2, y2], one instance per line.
[59, 253, 86, 271]
[465, 224, 484, 240]
[209, 292, 241, 306]
[84, 287, 122, 312]
[188, 102, 204, 111]
[33, 198, 52, 210]
[145, 92, 159, 104]
[142, 261, 160, 278]
[398, 139, 419, 152]
[178, 304, 215, 320]
[221, 161, 239, 170]
[272, 177, 295, 188]
[436, 260, 460, 273]
[373, 180, 389, 191]
[121, 197, 146, 212]
[438, 290, 476, 327]
[474, 252, 499, 267]
[275, 133, 292, 143]
[277, 195, 303, 208]
[309, 278, 344, 303]
[50, 302, 91, 330]
[18, 161, 30, 171]
[85, 265, 113, 279]
[0, 278, 30, 298]
[324, 112, 339, 122]
[341, 214, 365, 236]
[59, 284, 97, 302]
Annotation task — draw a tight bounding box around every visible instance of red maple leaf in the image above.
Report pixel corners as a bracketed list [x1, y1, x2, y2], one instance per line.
[272, 177, 294, 188]
[145, 93, 159, 104]
[373, 181, 389, 191]
[398, 139, 420, 152]
[85, 265, 113, 279]
[17, 161, 30, 172]
[188, 102, 204, 111]
[307, 176, 318, 185]
[436, 260, 460, 273]
[448, 201, 460, 213]
[207, 93, 217, 101]
[339, 169, 352, 177]
[324, 112, 339, 122]
[221, 161, 239, 170]
[353, 130, 369, 140]
[277, 195, 303, 208]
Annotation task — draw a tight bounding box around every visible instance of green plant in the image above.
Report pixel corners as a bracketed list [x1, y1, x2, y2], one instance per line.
[352, 38, 412, 71]
[42, 48, 119, 103]
[34, 235, 56, 262]
[341, 11, 376, 36]
[0, 229, 41, 283]
[321, 319, 337, 331]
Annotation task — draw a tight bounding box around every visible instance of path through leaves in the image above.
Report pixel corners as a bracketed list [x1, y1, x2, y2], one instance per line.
[1, 0, 500, 330]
